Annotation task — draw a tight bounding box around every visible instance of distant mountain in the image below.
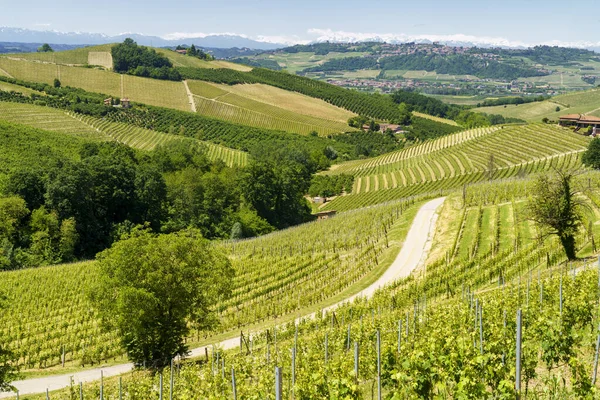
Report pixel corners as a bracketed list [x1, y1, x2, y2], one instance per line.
[0, 27, 284, 50]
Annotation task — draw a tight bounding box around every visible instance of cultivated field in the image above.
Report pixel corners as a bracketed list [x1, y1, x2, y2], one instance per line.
[187, 80, 354, 135]
[74, 114, 248, 167]
[0, 102, 105, 141]
[0, 58, 191, 111]
[322, 124, 589, 211]
[0, 198, 421, 370]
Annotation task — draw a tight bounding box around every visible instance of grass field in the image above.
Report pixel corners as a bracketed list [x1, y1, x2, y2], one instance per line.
[476, 88, 600, 122]
[2, 45, 252, 72]
[187, 80, 354, 135]
[3, 44, 114, 65]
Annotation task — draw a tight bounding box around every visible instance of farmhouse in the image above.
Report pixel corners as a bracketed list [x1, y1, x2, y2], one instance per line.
[559, 114, 600, 131]
[121, 98, 131, 108]
[361, 123, 404, 133]
[315, 210, 337, 220]
[175, 49, 187, 55]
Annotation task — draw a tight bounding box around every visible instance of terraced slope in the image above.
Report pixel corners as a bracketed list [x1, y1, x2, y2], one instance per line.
[73, 114, 248, 167]
[0, 102, 248, 167]
[323, 124, 589, 211]
[186, 80, 354, 135]
[0, 102, 105, 140]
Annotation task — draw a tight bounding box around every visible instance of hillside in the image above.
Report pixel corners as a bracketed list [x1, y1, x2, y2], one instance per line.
[0, 101, 248, 167]
[476, 88, 600, 122]
[0, 47, 363, 135]
[3, 39, 600, 400]
[322, 124, 589, 211]
[0, 198, 422, 370]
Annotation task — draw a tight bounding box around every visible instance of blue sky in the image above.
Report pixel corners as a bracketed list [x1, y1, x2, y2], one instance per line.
[2, 0, 599, 46]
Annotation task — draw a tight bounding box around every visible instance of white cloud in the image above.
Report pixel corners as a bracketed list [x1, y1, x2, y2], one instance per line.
[306, 28, 600, 50]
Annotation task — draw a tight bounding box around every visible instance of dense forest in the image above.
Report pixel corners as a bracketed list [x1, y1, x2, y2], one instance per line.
[112, 39, 181, 81]
[302, 54, 549, 80]
[0, 121, 327, 270]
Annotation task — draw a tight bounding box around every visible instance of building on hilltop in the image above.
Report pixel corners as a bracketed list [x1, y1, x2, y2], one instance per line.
[121, 98, 131, 108]
[559, 114, 600, 133]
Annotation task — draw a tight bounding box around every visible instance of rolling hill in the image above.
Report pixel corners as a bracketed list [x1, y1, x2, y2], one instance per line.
[475, 88, 600, 122]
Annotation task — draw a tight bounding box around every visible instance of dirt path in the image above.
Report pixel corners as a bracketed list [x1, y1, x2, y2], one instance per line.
[0, 66, 13, 78]
[0, 197, 445, 398]
[183, 80, 197, 113]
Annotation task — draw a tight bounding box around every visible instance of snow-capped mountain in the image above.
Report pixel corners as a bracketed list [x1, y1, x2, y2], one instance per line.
[0, 27, 284, 50]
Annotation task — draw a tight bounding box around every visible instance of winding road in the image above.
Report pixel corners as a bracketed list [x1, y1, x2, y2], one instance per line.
[0, 197, 445, 398]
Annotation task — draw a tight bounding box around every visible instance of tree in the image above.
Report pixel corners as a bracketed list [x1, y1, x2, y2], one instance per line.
[582, 138, 600, 169]
[555, 106, 561, 112]
[53, 78, 61, 88]
[528, 170, 582, 260]
[92, 229, 233, 369]
[37, 43, 53, 53]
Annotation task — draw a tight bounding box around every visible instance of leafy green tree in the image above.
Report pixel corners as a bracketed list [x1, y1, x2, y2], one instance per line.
[4, 169, 46, 211]
[53, 78, 61, 88]
[582, 138, 600, 169]
[92, 229, 233, 369]
[528, 171, 582, 260]
[37, 43, 53, 52]
[230, 222, 243, 240]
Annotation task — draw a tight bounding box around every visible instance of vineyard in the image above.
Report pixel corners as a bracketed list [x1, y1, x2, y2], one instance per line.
[321, 124, 589, 211]
[188, 79, 353, 136]
[0, 102, 103, 141]
[72, 114, 248, 167]
[0, 101, 248, 167]
[17, 173, 600, 399]
[0, 198, 422, 371]
[0, 58, 190, 111]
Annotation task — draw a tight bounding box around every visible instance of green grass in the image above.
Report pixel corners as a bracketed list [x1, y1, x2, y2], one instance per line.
[412, 111, 459, 126]
[0, 80, 45, 96]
